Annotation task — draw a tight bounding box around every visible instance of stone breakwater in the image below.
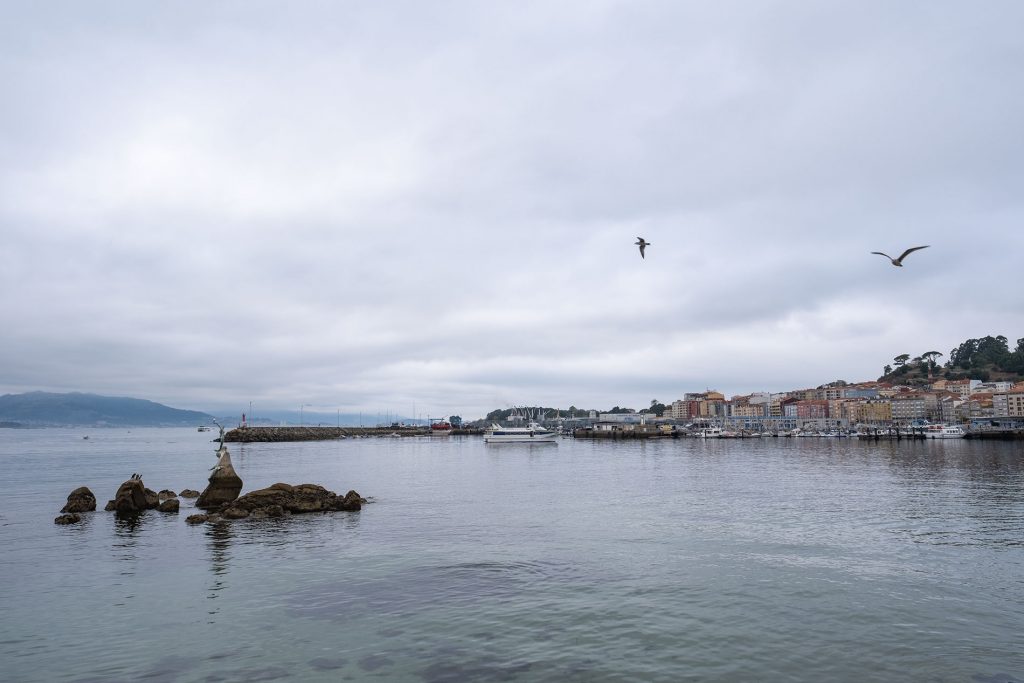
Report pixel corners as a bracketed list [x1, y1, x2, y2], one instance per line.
[225, 426, 350, 442]
[225, 426, 483, 442]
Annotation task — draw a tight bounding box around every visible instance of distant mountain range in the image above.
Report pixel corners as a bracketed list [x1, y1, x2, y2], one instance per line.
[0, 392, 214, 427]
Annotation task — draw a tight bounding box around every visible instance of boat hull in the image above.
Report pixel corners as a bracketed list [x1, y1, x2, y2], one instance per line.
[484, 433, 558, 443]
[924, 425, 966, 439]
[483, 421, 557, 443]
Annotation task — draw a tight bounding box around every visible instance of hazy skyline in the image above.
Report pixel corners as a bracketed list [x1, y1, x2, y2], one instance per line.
[3, 2, 1022, 419]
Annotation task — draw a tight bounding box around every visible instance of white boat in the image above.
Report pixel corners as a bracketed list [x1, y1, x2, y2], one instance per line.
[698, 427, 740, 438]
[923, 424, 966, 439]
[484, 422, 558, 443]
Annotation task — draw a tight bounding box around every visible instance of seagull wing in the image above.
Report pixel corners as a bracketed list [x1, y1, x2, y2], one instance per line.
[871, 252, 892, 260]
[896, 245, 929, 262]
[638, 243, 646, 258]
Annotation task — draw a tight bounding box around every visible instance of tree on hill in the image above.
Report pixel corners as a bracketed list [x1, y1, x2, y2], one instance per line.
[880, 334, 1024, 382]
[921, 351, 943, 380]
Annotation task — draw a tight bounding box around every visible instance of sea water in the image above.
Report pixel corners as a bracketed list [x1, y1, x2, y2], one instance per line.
[1, 428, 1022, 682]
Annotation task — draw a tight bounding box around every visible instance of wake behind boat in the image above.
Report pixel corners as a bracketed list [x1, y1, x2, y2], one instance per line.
[484, 422, 558, 444]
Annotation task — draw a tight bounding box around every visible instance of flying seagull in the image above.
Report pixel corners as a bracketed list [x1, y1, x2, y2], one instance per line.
[871, 245, 929, 267]
[635, 237, 650, 259]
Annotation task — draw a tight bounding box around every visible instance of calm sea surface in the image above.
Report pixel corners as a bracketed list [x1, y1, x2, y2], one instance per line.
[1, 428, 1022, 682]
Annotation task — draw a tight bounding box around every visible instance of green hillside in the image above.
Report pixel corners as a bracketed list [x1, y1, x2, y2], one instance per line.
[878, 334, 1024, 384]
[0, 392, 213, 427]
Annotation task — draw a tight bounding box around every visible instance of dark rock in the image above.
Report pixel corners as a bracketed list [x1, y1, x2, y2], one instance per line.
[54, 513, 82, 525]
[158, 498, 180, 513]
[61, 486, 97, 513]
[222, 483, 364, 518]
[179, 489, 200, 498]
[250, 505, 285, 519]
[195, 447, 243, 510]
[158, 489, 177, 502]
[186, 513, 210, 525]
[107, 479, 160, 515]
[221, 506, 251, 520]
[341, 490, 364, 511]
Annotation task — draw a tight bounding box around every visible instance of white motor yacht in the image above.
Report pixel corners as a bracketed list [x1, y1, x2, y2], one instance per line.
[484, 422, 558, 443]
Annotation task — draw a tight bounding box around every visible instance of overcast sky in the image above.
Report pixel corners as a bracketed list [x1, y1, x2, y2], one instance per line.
[2, 1, 1022, 419]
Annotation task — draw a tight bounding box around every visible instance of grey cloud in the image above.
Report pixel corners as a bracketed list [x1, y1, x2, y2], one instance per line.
[2, 1, 1022, 417]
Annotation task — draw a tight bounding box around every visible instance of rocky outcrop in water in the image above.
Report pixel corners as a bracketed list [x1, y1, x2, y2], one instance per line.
[179, 489, 200, 498]
[158, 489, 177, 502]
[61, 486, 97, 513]
[195, 447, 243, 510]
[54, 513, 82, 525]
[184, 483, 364, 523]
[103, 479, 160, 515]
[158, 498, 180, 513]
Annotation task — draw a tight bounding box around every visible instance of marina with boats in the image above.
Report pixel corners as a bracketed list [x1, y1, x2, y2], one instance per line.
[217, 421, 1019, 442]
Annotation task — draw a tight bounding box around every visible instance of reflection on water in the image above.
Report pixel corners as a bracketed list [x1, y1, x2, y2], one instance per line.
[205, 520, 233, 618]
[111, 512, 148, 583]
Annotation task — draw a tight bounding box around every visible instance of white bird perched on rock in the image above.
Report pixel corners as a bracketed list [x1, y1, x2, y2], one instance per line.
[871, 245, 929, 267]
[635, 237, 650, 259]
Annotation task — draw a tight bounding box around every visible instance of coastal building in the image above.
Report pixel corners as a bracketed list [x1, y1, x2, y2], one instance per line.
[834, 399, 863, 423]
[1003, 390, 1024, 417]
[793, 400, 829, 419]
[946, 379, 981, 399]
[938, 395, 961, 423]
[598, 413, 644, 424]
[821, 386, 844, 401]
[975, 381, 1013, 394]
[699, 391, 726, 418]
[890, 393, 927, 424]
[842, 387, 880, 399]
[993, 392, 1008, 417]
[730, 403, 764, 419]
[961, 394, 994, 419]
[855, 399, 893, 424]
[790, 389, 818, 401]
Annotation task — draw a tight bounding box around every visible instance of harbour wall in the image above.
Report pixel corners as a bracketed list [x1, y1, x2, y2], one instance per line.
[223, 426, 483, 442]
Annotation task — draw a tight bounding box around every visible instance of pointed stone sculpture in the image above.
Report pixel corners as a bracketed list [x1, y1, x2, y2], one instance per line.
[196, 423, 243, 510]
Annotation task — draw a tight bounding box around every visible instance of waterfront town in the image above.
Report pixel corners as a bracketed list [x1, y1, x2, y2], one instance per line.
[503, 376, 1024, 437]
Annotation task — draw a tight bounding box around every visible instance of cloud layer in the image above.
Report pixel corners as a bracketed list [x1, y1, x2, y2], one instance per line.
[3, 1, 1022, 417]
